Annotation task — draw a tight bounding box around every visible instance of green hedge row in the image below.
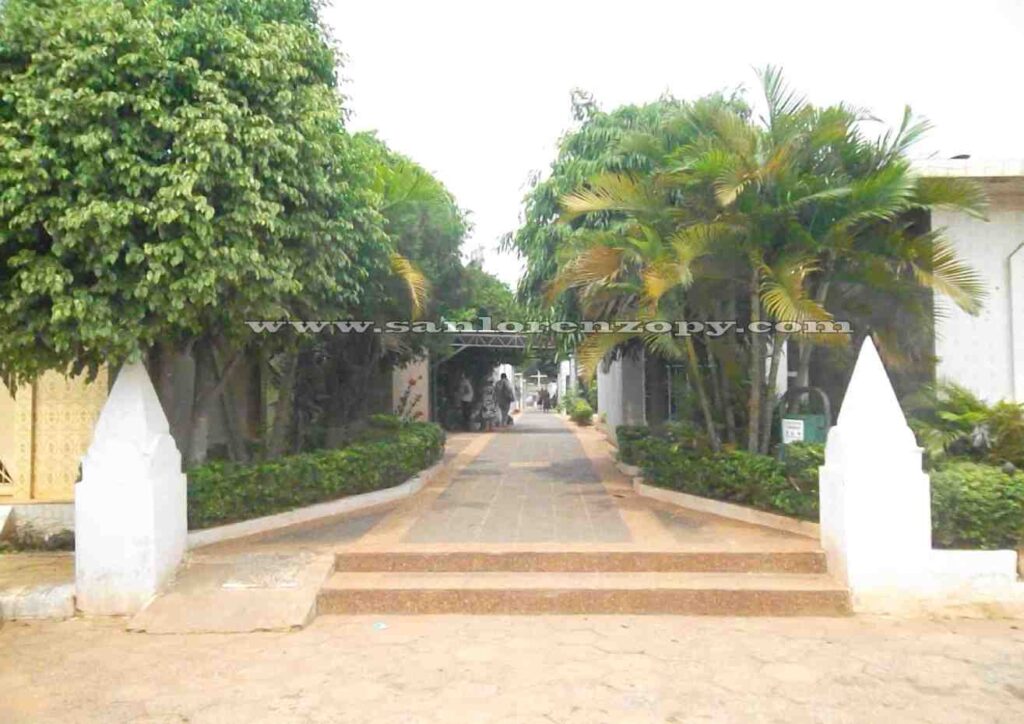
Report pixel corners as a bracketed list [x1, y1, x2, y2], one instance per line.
[187, 419, 445, 530]
[621, 425, 1024, 550]
[931, 462, 1024, 549]
[626, 432, 820, 521]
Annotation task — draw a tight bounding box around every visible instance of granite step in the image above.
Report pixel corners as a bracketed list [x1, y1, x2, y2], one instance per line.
[317, 571, 852, 616]
[335, 550, 827, 574]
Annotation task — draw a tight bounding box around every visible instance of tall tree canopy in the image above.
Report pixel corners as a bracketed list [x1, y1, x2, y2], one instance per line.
[509, 70, 987, 453]
[0, 0, 386, 388]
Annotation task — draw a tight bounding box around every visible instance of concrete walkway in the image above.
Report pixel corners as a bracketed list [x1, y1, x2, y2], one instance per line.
[335, 411, 818, 554]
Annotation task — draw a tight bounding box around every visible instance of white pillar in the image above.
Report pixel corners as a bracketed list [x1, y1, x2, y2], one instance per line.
[818, 338, 932, 599]
[75, 362, 187, 615]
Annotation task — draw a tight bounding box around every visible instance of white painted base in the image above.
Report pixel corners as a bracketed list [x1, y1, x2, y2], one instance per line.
[0, 502, 74, 538]
[852, 549, 1024, 617]
[75, 440, 187, 615]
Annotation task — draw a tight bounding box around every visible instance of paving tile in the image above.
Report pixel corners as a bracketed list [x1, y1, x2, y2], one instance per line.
[402, 414, 631, 545]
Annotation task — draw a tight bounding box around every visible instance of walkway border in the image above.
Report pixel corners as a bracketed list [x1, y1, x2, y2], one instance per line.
[186, 461, 445, 550]
[616, 461, 821, 540]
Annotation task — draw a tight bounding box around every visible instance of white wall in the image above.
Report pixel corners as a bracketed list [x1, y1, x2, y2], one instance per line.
[596, 353, 646, 442]
[934, 198, 1024, 402]
[557, 358, 576, 401]
[392, 356, 430, 421]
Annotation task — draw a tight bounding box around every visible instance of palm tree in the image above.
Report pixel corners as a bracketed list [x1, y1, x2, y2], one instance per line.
[549, 68, 986, 454]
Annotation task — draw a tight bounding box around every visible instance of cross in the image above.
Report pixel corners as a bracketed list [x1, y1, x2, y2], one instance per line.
[530, 371, 547, 387]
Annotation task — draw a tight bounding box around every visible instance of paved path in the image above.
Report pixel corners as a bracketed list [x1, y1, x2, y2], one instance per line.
[2, 614, 1022, 722]
[321, 411, 820, 554]
[404, 412, 631, 544]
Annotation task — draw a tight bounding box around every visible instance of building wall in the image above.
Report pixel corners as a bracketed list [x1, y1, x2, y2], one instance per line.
[0, 369, 108, 503]
[934, 195, 1024, 403]
[392, 356, 430, 421]
[596, 353, 646, 443]
[557, 358, 576, 401]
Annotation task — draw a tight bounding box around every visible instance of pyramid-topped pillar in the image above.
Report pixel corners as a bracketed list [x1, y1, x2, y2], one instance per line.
[75, 362, 187, 614]
[819, 338, 932, 597]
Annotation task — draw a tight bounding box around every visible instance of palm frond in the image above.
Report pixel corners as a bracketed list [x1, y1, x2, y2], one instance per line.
[560, 173, 656, 220]
[760, 256, 832, 323]
[389, 252, 430, 320]
[878, 106, 931, 161]
[912, 176, 988, 219]
[910, 236, 986, 315]
[576, 332, 639, 381]
[757, 65, 807, 131]
[545, 245, 625, 303]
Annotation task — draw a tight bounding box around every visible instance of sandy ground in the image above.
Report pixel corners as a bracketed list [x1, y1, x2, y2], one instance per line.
[2, 614, 1022, 723]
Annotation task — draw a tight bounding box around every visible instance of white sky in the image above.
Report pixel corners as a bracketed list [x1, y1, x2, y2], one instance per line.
[324, 0, 1024, 287]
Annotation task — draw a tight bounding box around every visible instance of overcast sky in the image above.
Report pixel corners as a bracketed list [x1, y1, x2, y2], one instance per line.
[324, 0, 1024, 287]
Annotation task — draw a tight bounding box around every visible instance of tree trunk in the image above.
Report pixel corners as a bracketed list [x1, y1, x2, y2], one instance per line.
[187, 337, 216, 468]
[746, 269, 763, 453]
[266, 346, 299, 459]
[706, 344, 724, 434]
[683, 335, 721, 452]
[760, 333, 786, 454]
[147, 339, 192, 454]
[213, 344, 250, 464]
[721, 362, 737, 446]
[794, 276, 833, 402]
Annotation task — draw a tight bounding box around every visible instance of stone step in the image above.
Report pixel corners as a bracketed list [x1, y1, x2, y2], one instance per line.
[335, 550, 827, 574]
[317, 571, 852, 616]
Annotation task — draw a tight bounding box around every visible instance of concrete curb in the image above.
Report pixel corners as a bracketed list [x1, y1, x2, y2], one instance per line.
[620, 462, 820, 540]
[0, 582, 75, 620]
[186, 460, 445, 550]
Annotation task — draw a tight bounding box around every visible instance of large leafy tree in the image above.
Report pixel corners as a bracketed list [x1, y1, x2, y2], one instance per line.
[0, 0, 388, 461]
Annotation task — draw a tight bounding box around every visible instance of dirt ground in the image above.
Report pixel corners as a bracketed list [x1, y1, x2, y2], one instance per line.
[2, 614, 1022, 723]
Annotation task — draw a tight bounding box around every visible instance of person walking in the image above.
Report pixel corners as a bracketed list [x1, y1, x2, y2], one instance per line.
[479, 378, 500, 431]
[495, 373, 516, 426]
[458, 374, 474, 430]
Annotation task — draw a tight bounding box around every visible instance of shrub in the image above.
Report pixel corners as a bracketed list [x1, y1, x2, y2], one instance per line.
[570, 399, 594, 426]
[930, 462, 1024, 549]
[635, 436, 1022, 547]
[616, 425, 652, 465]
[636, 438, 820, 521]
[187, 421, 445, 530]
[907, 382, 1024, 468]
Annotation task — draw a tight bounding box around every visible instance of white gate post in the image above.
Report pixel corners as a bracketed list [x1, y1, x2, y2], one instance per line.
[818, 338, 932, 602]
[75, 362, 187, 614]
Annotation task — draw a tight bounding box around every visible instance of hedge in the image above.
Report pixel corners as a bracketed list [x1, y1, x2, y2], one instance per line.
[633, 437, 820, 521]
[621, 425, 1024, 550]
[930, 462, 1024, 549]
[187, 419, 445, 530]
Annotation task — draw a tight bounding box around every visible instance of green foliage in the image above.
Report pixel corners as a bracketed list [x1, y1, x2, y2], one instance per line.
[626, 428, 1022, 549]
[636, 437, 818, 519]
[930, 462, 1024, 549]
[907, 382, 1024, 468]
[0, 0, 386, 386]
[510, 71, 987, 456]
[187, 420, 444, 529]
[616, 425, 652, 465]
[569, 398, 594, 426]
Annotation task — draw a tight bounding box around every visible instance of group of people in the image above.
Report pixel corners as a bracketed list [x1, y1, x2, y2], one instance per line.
[536, 385, 558, 412]
[457, 372, 516, 431]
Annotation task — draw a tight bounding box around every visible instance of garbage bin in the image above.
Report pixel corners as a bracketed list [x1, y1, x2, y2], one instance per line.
[777, 386, 831, 445]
